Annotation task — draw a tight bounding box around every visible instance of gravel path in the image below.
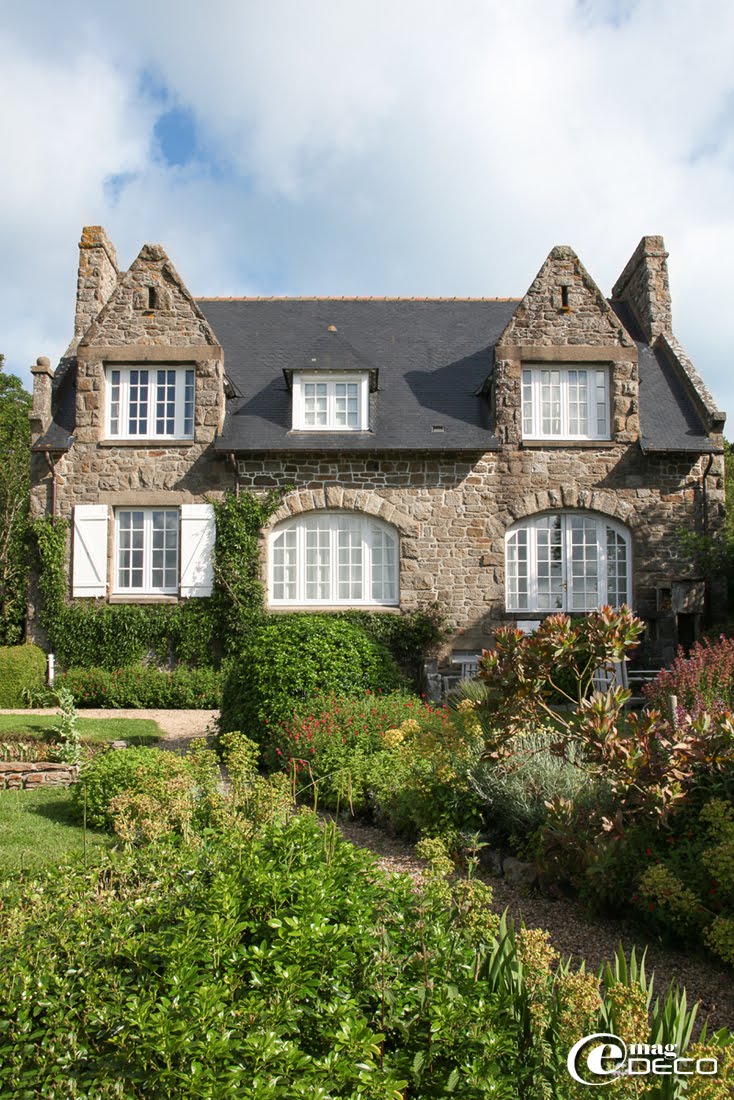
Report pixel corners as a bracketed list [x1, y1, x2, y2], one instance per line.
[333, 817, 734, 1036]
[0, 708, 217, 753]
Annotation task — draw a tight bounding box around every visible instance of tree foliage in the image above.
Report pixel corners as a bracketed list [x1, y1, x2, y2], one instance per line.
[0, 355, 32, 644]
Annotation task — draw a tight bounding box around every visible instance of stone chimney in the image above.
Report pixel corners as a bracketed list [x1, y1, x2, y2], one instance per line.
[612, 235, 672, 344]
[29, 356, 54, 442]
[71, 226, 119, 350]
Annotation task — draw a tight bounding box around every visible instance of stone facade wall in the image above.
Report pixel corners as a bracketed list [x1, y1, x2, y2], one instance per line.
[0, 761, 79, 789]
[242, 447, 724, 661]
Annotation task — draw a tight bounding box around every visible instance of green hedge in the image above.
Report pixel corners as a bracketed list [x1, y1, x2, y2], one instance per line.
[0, 644, 47, 707]
[55, 665, 222, 709]
[220, 615, 405, 737]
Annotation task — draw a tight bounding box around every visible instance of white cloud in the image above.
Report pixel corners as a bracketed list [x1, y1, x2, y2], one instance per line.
[0, 0, 733, 418]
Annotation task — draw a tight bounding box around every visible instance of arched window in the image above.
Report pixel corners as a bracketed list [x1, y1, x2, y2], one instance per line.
[506, 512, 631, 613]
[269, 512, 399, 606]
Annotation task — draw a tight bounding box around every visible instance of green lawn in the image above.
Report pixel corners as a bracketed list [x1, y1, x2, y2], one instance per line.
[0, 787, 112, 872]
[0, 714, 162, 746]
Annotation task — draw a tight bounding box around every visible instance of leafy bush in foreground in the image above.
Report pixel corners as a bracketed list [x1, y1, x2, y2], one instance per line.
[71, 746, 193, 829]
[219, 615, 405, 737]
[644, 636, 734, 720]
[1, 813, 728, 1098]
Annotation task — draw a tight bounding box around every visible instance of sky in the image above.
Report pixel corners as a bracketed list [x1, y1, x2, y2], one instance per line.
[1, 0, 733, 422]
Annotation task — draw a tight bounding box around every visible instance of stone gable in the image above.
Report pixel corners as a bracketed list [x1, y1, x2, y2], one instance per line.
[81, 244, 219, 350]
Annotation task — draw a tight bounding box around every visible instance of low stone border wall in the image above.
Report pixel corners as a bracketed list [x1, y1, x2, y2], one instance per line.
[0, 762, 79, 789]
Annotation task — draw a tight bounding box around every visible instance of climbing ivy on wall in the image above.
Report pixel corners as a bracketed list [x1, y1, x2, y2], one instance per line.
[30, 491, 445, 676]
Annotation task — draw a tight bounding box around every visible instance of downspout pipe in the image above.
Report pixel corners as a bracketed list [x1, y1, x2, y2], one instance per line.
[227, 453, 240, 497]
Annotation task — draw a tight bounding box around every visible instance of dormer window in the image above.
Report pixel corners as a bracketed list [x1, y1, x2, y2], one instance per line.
[521, 365, 610, 440]
[106, 365, 195, 439]
[292, 372, 369, 431]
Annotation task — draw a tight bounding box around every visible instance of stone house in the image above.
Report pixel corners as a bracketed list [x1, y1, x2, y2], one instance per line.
[29, 227, 726, 675]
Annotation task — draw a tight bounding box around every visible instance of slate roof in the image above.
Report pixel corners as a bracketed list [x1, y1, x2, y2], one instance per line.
[611, 303, 718, 453]
[35, 297, 718, 454]
[199, 298, 519, 452]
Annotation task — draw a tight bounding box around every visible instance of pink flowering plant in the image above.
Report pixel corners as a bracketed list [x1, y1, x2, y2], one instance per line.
[644, 635, 734, 722]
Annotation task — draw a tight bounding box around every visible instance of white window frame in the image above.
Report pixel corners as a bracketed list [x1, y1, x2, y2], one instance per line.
[505, 512, 631, 613]
[114, 508, 180, 595]
[521, 364, 610, 440]
[269, 512, 399, 607]
[292, 372, 369, 431]
[105, 365, 195, 440]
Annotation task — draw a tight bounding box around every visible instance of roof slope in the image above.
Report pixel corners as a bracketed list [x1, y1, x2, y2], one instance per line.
[199, 298, 518, 452]
[611, 303, 717, 453]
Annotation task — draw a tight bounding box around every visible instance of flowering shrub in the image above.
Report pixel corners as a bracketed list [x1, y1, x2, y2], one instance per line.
[55, 664, 222, 709]
[644, 635, 734, 720]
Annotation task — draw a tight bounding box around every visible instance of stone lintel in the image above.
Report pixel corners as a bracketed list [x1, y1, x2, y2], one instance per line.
[76, 345, 222, 362]
[495, 345, 637, 363]
[99, 491, 214, 506]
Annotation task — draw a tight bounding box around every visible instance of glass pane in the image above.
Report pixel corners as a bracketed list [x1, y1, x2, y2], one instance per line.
[156, 370, 176, 435]
[151, 510, 178, 590]
[304, 383, 328, 427]
[596, 370, 608, 437]
[606, 526, 628, 606]
[540, 371, 561, 435]
[569, 516, 599, 610]
[568, 370, 589, 436]
[337, 519, 363, 599]
[304, 517, 331, 599]
[522, 370, 533, 436]
[370, 523, 396, 602]
[535, 515, 564, 610]
[335, 382, 360, 428]
[272, 527, 297, 601]
[128, 370, 149, 436]
[109, 370, 121, 435]
[117, 511, 145, 589]
[184, 369, 195, 437]
[506, 528, 529, 609]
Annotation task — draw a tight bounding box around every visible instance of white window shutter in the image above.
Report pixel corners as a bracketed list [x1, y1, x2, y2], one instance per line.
[72, 504, 109, 597]
[180, 503, 215, 597]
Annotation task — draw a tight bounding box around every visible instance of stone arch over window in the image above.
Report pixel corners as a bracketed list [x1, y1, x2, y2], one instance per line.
[505, 510, 632, 613]
[268, 510, 401, 607]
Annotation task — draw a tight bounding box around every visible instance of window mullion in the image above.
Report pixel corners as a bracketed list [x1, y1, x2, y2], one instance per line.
[598, 519, 608, 606]
[362, 518, 370, 603]
[561, 374, 569, 438]
[173, 371, 183, 439]
[561, 515, 570, 612]
[530, 520, 538, 611]
[330, 518, 337, 603]
[121, 372, 130, 440]
[143, 511, 151, 592]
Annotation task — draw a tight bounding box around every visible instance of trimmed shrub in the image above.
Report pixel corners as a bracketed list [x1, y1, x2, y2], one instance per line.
[219, 615, 405, 737]
[72, 747, 193, 829]
[55, 665, 222, 709]
[0, 644, 47, 707]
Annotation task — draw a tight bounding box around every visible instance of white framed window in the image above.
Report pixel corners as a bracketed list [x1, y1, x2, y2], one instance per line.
[506, 512, 630, 613]
[270, 513, 398, 606]
[115, 508, 180, 594]
[521, 365, 610, 440]
[292, 372, 369, 431]
[106, 366, 195, 439]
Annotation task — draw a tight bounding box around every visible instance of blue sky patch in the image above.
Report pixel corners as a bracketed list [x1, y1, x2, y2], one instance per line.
[154, 105, 198, 168]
